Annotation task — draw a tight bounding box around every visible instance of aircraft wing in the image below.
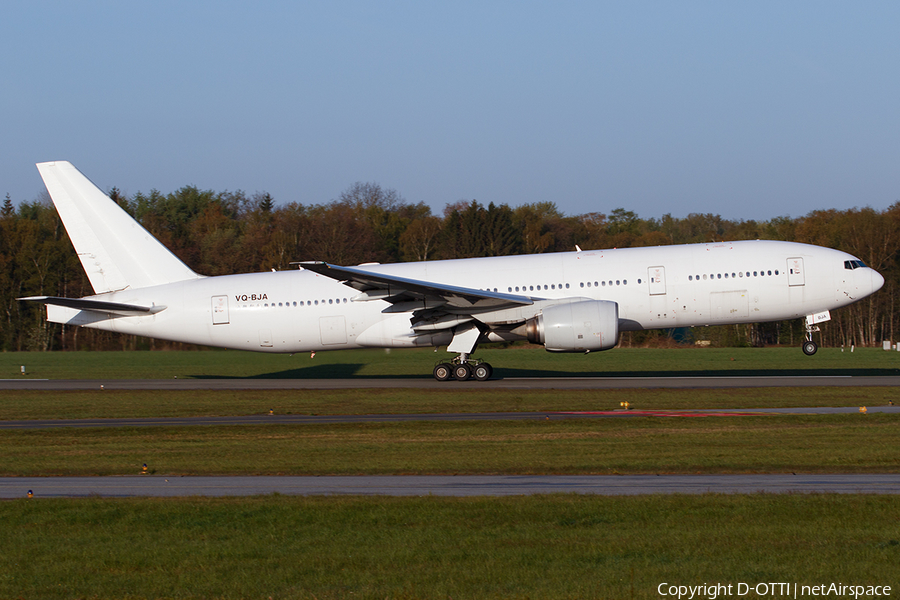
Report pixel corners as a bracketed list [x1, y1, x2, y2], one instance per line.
[298, 261, 533, 312]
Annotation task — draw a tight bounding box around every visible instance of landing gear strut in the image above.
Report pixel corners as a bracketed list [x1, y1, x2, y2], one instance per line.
[433, 353, 493, 381]
[802, 321, 819, 356]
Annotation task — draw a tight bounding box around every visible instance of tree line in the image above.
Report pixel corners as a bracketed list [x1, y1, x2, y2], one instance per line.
[1, 185, 898, 352]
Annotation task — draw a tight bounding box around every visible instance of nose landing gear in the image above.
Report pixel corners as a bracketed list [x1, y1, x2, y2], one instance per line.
[802, 321, 819, 356]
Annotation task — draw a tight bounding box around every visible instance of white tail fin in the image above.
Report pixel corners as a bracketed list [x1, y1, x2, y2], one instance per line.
[36, 161, 200, 294]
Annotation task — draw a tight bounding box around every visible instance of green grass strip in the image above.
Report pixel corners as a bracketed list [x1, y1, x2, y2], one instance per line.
[0, 387, 896, 420]
[2, 494, 898, 599]
[4, 346, 899, 379]
[3, 415, 896, 476]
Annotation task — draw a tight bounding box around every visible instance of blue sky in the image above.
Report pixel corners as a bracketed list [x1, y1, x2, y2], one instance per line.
[2, 1, 899, 220]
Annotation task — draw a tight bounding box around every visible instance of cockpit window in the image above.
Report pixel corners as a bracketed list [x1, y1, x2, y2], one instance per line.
[844, 260, 867, 270]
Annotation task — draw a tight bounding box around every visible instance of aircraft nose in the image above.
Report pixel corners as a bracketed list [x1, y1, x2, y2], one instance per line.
[872, 270, 885, 293]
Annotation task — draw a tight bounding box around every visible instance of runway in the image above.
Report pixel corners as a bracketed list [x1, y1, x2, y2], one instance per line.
[4, 375, 897, 499]
[1, 406, 898, 430]
[3, 374, 900, 390]
[5, 474, 900, 498]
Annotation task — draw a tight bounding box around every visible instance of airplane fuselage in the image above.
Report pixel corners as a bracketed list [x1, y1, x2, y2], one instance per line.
[48, 239, 882, 353]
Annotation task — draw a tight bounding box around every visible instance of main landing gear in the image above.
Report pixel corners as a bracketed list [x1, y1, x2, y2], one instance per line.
[433, 354, 493, 381]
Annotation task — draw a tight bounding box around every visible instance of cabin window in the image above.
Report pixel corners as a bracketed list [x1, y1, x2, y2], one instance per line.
[580, 282, 585, 288]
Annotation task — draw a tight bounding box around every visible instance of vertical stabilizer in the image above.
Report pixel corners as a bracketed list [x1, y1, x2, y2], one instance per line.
[36, 161, 200, 293]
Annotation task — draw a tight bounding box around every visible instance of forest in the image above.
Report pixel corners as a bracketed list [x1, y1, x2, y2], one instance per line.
[1, 183, 898, 352]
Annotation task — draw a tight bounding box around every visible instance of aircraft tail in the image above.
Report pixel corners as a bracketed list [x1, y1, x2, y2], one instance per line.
[36, 161, 200, 294]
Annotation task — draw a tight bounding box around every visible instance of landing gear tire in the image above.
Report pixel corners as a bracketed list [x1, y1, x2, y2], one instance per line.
[473, 363, 493, 381]
[453, 363, 472, 381]
[433, 363, 453, 381]
[802, 340, 818, 356]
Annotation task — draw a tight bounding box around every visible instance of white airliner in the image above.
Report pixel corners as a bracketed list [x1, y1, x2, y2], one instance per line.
[22, 161, 884, 381]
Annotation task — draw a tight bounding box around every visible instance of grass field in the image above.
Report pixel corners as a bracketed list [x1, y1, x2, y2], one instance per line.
[2, 347, 898, 598]
[3, 415, 897, 477]
[3, 345, 899, 379]
[3, 495, 899, 599]
[0, 386, 897, 420]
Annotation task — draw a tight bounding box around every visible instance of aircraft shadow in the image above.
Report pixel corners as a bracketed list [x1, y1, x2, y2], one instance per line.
[194, 364, 422, 380]
[193, 365, 899, 380]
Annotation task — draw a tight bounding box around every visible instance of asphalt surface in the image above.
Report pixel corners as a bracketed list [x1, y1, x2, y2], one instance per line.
[5, 474, 900, 498]
[1, 406, 898, 430]
[2, 375, 900, 390]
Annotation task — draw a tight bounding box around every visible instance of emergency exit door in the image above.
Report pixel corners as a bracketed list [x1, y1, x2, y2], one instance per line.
[648, 266, 667, 295]
[787, 257, 805, 286]
[211, 295, 229, 324]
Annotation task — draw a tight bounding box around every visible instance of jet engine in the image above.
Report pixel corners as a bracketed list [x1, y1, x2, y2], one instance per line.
[524, 300, 619, 352]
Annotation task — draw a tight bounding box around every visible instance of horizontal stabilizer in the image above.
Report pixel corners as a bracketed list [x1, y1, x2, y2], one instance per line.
[20, 296, 166, 316]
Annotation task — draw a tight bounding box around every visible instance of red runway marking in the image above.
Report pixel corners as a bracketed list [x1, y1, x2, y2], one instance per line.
[560, 410, 763, 418]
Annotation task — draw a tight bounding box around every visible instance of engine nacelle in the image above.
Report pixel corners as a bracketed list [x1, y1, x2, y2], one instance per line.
[524, 300, 619, 352]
